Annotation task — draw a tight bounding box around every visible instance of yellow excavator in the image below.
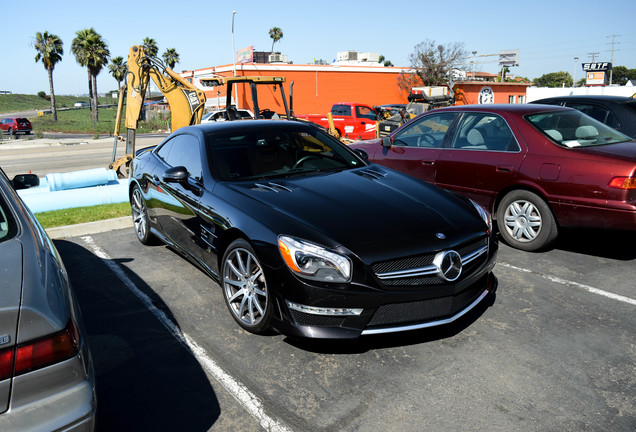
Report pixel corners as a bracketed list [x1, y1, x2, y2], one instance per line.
[110, 45, 206, 177]
[110, 46, 296, 177]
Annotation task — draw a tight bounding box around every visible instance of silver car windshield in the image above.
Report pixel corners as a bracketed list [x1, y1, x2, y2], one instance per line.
[525, 109, 631, 148]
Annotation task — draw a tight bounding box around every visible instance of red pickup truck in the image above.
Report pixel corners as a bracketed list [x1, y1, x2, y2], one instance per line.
[296, 103, 378, 140]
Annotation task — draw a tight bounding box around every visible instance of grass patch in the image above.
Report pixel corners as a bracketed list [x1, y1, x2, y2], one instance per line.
[35, 202, 131, 229]
[0, 94, 117, 113]
[2, 93, 169, 135]
[31, 106, 123, 134]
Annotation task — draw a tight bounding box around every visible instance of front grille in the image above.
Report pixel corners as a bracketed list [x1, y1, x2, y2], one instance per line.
[289, 309, 346, 327]
[367, 284, 483, 327]
[371, 236, 488, 288]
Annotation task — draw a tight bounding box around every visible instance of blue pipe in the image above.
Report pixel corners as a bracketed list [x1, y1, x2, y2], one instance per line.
[45, 168, 118, 191]
[19, 180, 130, 213]
[16, 168, 130, 213]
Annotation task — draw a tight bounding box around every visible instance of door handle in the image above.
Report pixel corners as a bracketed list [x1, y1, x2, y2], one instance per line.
[421, 160, 435, 165]
[496, 166, 513, 173]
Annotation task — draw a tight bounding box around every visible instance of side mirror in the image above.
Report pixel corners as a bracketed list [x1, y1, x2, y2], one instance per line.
[381, 136, 392, 148]
[12, 173, 40, 190]
[353, 148, 369, 161]
[163, 166, 188, 184]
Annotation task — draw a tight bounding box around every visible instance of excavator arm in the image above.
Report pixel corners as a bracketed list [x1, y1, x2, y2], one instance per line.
[111, 45, 206, 177]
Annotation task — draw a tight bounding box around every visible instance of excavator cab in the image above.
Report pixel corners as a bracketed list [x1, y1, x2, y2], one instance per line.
[199, 76, 291, 120]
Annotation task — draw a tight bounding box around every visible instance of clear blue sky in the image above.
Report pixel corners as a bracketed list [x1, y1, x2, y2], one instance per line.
[2, 0, 635, 95]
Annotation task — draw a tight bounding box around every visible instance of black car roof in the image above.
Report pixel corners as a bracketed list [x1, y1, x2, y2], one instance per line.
[186, 119, 318, 135]
[532, 95, 636, 104]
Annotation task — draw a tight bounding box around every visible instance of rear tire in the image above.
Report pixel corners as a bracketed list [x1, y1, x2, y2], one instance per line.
[130, 185, 156, 245]
[497, 190, 558, 251]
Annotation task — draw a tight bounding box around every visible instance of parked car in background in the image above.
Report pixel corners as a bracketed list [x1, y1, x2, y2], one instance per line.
[296, 102, 379, 140]
[129, 120, 497, 339]
[201, 107, 254, 122]
[0, 167, 96, 431]
[350, 104, 636, 251]
[0, 118, 31, 135]
[74, 101, 90, 108]
[531, 95, 636, 138]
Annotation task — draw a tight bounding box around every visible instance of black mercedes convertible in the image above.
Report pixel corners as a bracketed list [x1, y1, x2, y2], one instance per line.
[129, 120, 497, 339]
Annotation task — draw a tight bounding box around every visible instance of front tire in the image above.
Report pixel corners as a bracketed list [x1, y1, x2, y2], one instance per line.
[497, 190, 558, 251]
[130, 185, 155, 245]
[221, 239, 272, 334]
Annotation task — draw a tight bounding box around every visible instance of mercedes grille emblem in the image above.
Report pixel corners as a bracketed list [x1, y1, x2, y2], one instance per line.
[433, 250, 462, 282]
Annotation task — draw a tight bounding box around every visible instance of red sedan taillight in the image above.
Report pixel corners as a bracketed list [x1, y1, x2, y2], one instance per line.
[0, 320, 79, 381]
[608, 177, 636, 189]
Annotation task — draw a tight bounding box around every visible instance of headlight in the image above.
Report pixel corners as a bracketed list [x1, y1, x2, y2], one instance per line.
[278, 235, 352, 283]
[470, 199, 492, 232]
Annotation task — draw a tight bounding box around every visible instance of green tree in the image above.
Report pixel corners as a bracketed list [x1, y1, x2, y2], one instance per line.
[268, 27, 283, 53]
[162, 48, 180, 69]
[108, 56, 127, 91]
[378, 55, 394, 67]
[611, 66, 636, 85]
[403, 40, 467, 90]
[33, 31, 63, 121]
[72, 28, 110, 129]
[533, 71, 572, 88]
[142, 37, 158, 57]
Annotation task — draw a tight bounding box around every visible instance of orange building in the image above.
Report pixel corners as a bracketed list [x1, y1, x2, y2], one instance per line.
[453, 81, 534, 105]
[181, 63, 532, 116]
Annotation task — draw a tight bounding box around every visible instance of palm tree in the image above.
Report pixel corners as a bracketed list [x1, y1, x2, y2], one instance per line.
[268, 27, 283, 53]
[72, 28, 110, 129]
[142, 37, 158, 57]
[108, 56, 127, 89]
[33, 31, 63, 121]
[162, 48, 180, 69]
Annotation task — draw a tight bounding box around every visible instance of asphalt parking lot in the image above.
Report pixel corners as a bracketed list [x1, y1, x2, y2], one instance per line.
[53, 225, 635, 432]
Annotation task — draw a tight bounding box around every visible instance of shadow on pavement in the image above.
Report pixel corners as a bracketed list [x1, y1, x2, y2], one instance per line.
[552, 228, 636, 260]
[55, 240, 220, 432]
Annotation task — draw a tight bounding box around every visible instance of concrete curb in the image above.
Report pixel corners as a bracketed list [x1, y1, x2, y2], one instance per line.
[46, 216, 133, 239]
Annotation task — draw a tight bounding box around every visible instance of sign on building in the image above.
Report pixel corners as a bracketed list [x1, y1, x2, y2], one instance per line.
[237, 46, 254, 64]
[582, 62, 612, 72]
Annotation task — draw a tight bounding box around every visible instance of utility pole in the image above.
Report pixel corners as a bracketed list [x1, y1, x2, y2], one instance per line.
[587, 52, 600, 62]
[608, 34, 620, 85]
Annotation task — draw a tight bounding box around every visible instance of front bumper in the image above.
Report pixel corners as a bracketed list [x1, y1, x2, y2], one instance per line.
[267, 240, 498, 339]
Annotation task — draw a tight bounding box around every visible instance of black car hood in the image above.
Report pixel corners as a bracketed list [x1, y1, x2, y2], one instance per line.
[219, 165, 487, 261]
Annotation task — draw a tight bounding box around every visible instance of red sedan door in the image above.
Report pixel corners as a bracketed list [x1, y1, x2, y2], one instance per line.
[435, 111, 526, 212]
[380, 111, 459, 183]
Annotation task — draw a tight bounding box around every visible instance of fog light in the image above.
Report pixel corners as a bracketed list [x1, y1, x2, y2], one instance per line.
[286, 301, 363, 316]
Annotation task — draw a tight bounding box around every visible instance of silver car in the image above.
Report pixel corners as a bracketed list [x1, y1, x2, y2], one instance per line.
[0, 168, 96, 431]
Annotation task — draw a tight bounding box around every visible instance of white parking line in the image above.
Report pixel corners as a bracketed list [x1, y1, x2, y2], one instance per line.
[80, 236, 293, 432]
[497, 261, 636, 306]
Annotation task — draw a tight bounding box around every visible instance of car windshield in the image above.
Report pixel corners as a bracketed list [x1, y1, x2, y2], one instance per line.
[525, 109, 631, 148]
[207, 124, 366, 181]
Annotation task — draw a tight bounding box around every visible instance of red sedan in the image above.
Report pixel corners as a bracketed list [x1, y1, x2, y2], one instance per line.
[351, 104, 636, 251]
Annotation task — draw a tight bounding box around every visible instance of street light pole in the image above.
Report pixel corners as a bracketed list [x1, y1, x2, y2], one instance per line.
[232, 11, 237, 108]
[573, 57, 579, 88]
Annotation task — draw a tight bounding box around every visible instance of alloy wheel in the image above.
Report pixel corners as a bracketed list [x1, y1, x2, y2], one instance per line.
[223, 246, 269, 328]
[131, 186, 151, 244]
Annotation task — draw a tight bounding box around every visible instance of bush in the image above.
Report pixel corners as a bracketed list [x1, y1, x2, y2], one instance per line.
[37, 91, 46, 99]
